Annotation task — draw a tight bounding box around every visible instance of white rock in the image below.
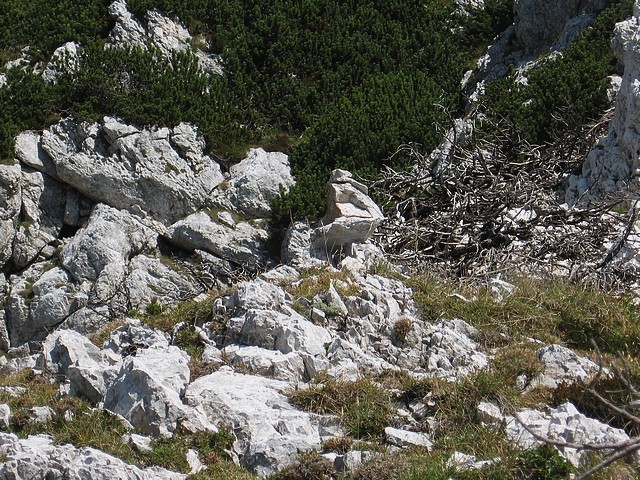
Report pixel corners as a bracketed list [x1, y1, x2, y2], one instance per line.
[225, 148, 295, 218]
[506, 402, 632, 466]
[0, 404, 11, 429]
[28, 406, 54, 424]
[476, 401, 504, 425]
[103, 346, 190, 437]
[312, 170, 384, 251]
[530, 344, 602, 389]
[384, 427, 433, 450]
[42, 41, 79, 84]
[0, 433, 186, 479]
[227, 308, 332, 357]
[168, 212, 268, 269]
[123, 433, 153, 453]
[186, 449, 205, 474]
[186, 370, 322, 477]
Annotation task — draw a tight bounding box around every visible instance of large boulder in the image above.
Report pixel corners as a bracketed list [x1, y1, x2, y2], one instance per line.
[185, 369, 323, 477]
[312, 170, 383, 252]
[224, 148, 295, 218]
[103, 345, 190, 437]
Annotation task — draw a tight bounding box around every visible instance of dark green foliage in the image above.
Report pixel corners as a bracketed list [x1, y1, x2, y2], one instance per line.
[483, 2, 630, 145]
[0, 0, 110, 62]
[516, 445, 573, 480]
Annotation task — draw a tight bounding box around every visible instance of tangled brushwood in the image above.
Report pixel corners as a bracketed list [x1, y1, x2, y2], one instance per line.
[372, 108, 638, 283]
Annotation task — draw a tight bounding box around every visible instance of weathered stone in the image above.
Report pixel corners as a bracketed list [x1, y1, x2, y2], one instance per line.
[530, 344, 602, 389]
[224, 148, 295, 218]
[312, 170, 383, 251]
[28, 406, 54, 424]
[168, 212, 269, 269]
[185, 369, 322, 477]
[123, 433, 153, 453]
[567, 3, 640, 203]
[0, 433, 186, 479]
[0, 404, 11, 430]
[42, 41, 80, 84]
[506, 402, 632, 466]
[384, 427, 433, 450]
[33, 117, 224, 225]
[281, 221, 327, 270]
[227, 308, 332, 358]
[223, 345, 311, 382]
[108, 0, 222, 75]
[104, 346, 190, 437]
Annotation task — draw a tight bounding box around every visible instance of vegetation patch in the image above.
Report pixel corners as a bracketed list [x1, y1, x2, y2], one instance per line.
[289, 377, 394, 440]
[409, 275, 640, 356]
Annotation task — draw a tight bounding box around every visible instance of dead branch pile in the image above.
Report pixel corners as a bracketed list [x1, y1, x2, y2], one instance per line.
[372, 108, 633, 282]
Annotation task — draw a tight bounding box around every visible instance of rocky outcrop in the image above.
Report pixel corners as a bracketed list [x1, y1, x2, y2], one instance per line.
[0, 433, 186, 479]
[567, 3, 640, 203]
[185, 368, 324, 477]
[15, 117, 225, 225]
[107, 0, 222, 75]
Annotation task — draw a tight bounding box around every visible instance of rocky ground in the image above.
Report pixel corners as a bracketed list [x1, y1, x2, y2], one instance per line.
[0, 1, 640, 479]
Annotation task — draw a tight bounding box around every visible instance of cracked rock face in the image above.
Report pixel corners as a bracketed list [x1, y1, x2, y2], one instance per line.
[16, 117, 224, 226]
[566, 1, 640, 203]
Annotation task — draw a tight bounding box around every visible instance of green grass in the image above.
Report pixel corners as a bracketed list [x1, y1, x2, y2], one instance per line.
[409, 275, 640, 356]
[289, 377, 395, 440]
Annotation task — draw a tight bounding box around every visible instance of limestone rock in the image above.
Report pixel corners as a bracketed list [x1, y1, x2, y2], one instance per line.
[0, 404, 10, 430]
[422, 319, 489, 380]
[24, 117, 224, 225]
[567, 5, 640, 203]
[384, 427, 433, 450]
[312, 170, 383, 251]
[223, 345, 311, 382]
[42, 41, 80, 84]
[530, 344, 601, 389]
[62, 204, 156, 283]
[224, 148, 295, 218]
[0, 433, 186, 479]
[168, 212, 269, 269]
[506, 402, 632, 466]
[108, 0, 222, 75]
[227, 308, 332, 357]
[281, 221, 327, 270]
[185, 369, 322, 477]
[104, 346, 190, 437]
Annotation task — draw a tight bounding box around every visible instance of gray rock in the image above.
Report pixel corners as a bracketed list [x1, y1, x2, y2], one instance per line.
[530, 344, 602, 389]
[104, 346, 190, 437]
[422, 319, 489, 380]
[185, 369, 322, 477]
[384, 427, 433, 450]
[223, 345, 312, 382]
[168, 212, 269, 269]
[506, 402, 632, 466]
[224, 148, 295, 218]
[62, 204, 156, 283]
[312, 170, 384, 252]
[227, 308, 332, 357]
[281, 221, 327, 270]
[567, 6, 640, 203]
[514, 0, 608, 53]
[232, 278, 287, 312]
[28, 406, 54, 424]
[30, 117, 224, 225]
[42, 41, 80, 84]
[108, 0, 222, 75]
[0, 404, 11, 430]
[476, 401, 504, 425]
[123, 433, 153, 453]
[0, 433, 186, 479]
